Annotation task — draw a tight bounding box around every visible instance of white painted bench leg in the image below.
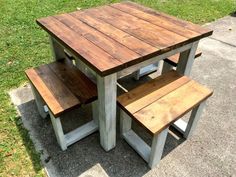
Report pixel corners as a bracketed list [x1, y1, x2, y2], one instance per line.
[184, 101, 206, 139]
[49, 36, 66, 61]
[176, 41, 199, 76]
[148, 128, 169, 169]
[120, 110, 132, 136]
[92, 100, 99, 125]
[30, 83, 48, 118]
[161, 62, 174, 74]
[97, 73, 117, 151]
[49, 111, 67, 151]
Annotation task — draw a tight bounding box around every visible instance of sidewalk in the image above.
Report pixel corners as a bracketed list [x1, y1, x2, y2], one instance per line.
[9, 15, 236, 177]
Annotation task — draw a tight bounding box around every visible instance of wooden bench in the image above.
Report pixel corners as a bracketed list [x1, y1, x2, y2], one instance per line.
[162, 50, 202, 74]
[25, 59, 98, 150]
[117, 70, 213, 168]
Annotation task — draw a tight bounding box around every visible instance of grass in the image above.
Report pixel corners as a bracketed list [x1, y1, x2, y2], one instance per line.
[0, 0, 235, 176]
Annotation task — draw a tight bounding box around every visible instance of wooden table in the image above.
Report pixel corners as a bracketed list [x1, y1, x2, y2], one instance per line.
[37, 1, 212, 151]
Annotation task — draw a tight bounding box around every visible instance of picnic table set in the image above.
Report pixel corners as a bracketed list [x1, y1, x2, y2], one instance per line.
[25, 1, 213, 169]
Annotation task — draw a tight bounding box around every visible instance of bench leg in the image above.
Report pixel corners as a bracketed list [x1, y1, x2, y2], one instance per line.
[120, 110, 132, 136]
[184, 101, 206, 139]
[162, 62, 174, 74]
[30, 83, 48, 118]
[148, 128, 168, 169]
[49, 111, 67, 151]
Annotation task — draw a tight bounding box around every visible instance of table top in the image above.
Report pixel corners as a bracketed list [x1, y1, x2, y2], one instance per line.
[37, 1, 213, 76]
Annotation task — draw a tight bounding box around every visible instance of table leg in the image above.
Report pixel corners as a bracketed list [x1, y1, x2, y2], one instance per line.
[176, 41, 199, 76]
[49, 36, 66, 61]
[97, 73, 117, 151]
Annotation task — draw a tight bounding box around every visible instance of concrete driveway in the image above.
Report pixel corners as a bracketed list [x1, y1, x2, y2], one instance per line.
[10, 15, 236, 177]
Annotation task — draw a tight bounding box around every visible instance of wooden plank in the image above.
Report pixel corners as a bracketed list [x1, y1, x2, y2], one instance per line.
[81, 6, 187, 48]
[54, 14, 141, 64]
[37, 17, 122, 76]
[25, 65, 80, 117]
[133, 80, 213, 135]
[111, 3, 200, 39]
[120, 1, 213, 37]
[117, 71, 190, 114]
[70, 11, 158, 57]
[164, 50, 202, 67]
[48, 59, 97, 104]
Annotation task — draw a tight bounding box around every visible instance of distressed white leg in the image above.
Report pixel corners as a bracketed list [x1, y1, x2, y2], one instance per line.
[49, 36, 66, 61]
[148, 128, 168, 169]
[120, 110, 132, 136]
[184, 101, 206, 139]
[176, 41, 199, 76]
[92, 101, 99, 125]
[97, 73, 117, 151]
[49, 111, 67, 151]
[30, 83, 48, 118]
[162, 62, 174, 74]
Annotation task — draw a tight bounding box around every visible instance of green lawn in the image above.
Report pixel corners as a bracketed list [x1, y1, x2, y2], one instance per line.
[0, 0, 235, 176]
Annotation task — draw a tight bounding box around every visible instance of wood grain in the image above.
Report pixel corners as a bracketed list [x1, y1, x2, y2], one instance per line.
[118, 70, 213, 135]
[134, 80, 212, 135]
[70, 11, 157, 57]
[117, 71, 190, 114]
[111, 3, 200, 39]
[120, 1, 213, 37]
[25, 59, 97, 117]
[54, 14, 141, 64]
[81, 6, 186, 48]
[37, 17, 122, 76]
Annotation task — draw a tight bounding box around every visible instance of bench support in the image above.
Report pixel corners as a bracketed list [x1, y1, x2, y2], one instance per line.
[30, 83, 48, 118]
[49, 111, 98, 151]
[120, 110, 168, 169]
[172, 100, 207, 139]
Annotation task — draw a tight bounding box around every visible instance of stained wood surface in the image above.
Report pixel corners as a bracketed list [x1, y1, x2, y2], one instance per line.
[164, 50, 202, 67]
[25, 59, 97, 117]
[37, 1, 212, 76]
[117, 70, 213, 135]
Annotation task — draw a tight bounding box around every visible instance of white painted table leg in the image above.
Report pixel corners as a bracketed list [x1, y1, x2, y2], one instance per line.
[176, 41, 199, 76]
[148, 128, 168, 169]
[30, 83, 48, 118]
[49, 111, 67, 151]
[162, 62, 174, 74]
[184, 101, 206, 139]
[120, 110, 132, 136]
[97, 73, 117, 151]
[49, 36, 66, 61]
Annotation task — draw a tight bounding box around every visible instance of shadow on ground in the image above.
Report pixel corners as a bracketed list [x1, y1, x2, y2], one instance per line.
[12, 74, 186, 177]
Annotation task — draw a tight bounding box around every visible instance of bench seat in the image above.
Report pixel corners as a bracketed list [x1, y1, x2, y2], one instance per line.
[118, 70, 212, 168]
[25, 59, 98, 150]
[25, 59, 97, 117]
